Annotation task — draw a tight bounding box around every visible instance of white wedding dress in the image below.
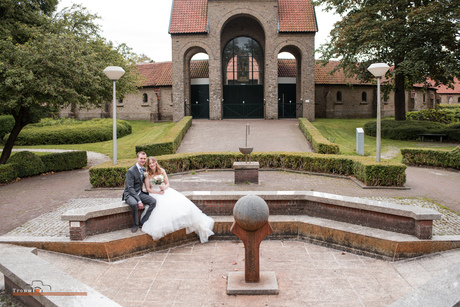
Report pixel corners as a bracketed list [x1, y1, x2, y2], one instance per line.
[141, 180, 215, 243]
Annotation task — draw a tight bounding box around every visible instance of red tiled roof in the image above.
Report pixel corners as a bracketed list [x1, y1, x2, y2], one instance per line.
[190, 60, 209, 78]
[137, 60, 458, 90]
[278, 0, 317, 33]
[436, 78, 460, 94]
[314, 61, 364, 85]
[137, 62, 172, 87]
[169, 0, 208, 34]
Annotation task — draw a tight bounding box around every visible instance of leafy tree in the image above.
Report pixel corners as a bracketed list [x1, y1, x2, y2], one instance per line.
[315, 0, 460, 120]
[0, 2, 142, 164]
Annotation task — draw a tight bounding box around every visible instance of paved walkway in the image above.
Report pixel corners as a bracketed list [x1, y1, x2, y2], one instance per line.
[1, 119, 459, 306]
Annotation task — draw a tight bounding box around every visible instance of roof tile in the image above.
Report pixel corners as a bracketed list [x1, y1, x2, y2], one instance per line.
[169, 0, 208, 34]
[278, 0, 317, 33]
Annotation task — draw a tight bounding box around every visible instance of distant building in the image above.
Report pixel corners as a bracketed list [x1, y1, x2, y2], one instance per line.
[61, 0, 452, 121]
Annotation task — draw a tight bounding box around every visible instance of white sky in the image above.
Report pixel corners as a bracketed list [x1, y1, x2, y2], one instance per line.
[57, 0, 341, 62]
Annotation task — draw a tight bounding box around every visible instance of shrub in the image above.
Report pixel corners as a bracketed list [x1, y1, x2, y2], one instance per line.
[406, 109, 450, 124]
[40, 151, 87, 172]
[89, 152, 406, 188]
[4, 118, 132, 145]
[0, 163, 18, 184]
[0, 115, 15, 144]
[298, 118, 340, 154]
[136, 116, 192, 156]
[8, 151, 45, 178]
[364, 119, 447, 140]
[401, 145, 460, 170]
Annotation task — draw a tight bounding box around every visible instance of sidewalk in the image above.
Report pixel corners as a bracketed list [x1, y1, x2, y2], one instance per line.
[0, 119, 459, 306]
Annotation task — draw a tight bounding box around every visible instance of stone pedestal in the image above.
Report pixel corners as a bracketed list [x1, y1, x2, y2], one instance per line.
[233, 162, 259, 184]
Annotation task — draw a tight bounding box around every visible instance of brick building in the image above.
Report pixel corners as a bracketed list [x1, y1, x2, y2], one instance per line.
[61, 0, 446, 121]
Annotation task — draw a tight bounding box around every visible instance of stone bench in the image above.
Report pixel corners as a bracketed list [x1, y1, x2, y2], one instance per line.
[62, 191, 441, 241]
[61, 201, 142, 240]
[0, 244, 120, 307]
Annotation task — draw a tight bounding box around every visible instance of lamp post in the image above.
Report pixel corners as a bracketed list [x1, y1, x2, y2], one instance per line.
[368, 63, 390, 162]
[103, 66, 125, 165]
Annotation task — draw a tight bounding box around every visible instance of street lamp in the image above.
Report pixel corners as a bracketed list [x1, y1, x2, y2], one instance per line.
[103, 66, 125, 165]
[368, 63, 390, 162]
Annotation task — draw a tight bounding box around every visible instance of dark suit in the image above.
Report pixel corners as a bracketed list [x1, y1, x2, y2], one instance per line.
[122, 164, 156, 226]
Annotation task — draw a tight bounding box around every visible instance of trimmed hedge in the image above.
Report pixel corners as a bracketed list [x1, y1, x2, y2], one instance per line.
[0, 163, 18, 184]
[0, 115, 15, 144]
[364, 119, 460, 142]
[89, 152, 406, 188]
[0, 150, 87, 184]
[8, 151, 45, 178]
[401, 145, 460, 170]
[298, 118, 340, 154]
[4, 118, 132, 145]
[41, 151, 87, 172]
[136, 116, 192, 156]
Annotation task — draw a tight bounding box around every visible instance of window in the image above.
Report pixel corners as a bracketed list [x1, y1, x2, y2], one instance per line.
[362, 92, 367, 102]
[223, 36, 263, 85]
[117, 98, 123, 104]
[336, 91, 342, 102]
[458, 97, 460, 103]
[143, 93, 148, 103]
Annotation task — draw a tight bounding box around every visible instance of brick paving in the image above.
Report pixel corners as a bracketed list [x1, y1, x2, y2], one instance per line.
[1, 119, 460, 306]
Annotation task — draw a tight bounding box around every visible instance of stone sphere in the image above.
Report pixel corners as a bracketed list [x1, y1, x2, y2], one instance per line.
[233, 195, 269, 231]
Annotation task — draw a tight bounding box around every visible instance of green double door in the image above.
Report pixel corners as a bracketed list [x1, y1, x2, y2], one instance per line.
[223, 85, 264, 119]
[190, 85, 209, 119]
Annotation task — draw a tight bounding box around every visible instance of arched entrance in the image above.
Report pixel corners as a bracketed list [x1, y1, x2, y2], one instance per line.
[222, 36, 264, 118]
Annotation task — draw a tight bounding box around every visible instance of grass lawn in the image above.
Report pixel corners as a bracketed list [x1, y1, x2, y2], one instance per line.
[3, 118, 458, 163]
[6, 120, 175, 160]
[311, 118, 459, 163]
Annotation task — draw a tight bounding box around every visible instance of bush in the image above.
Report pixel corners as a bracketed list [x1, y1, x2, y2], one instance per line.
[40, 151, 87, 172]
[4, 118, 132, 145]
[406, 109, 451, 124]
[438, 104, 460, 123]
[0, 163, 18, 184]
[8, 151, 45, 178]
[298, 118, 340, 154]
[136, 116, 192, 156]
[364, 119, 447, 140]
[401, 145, 460, 170]
[89, 152, 406, 188]
[0, 115, 15, 144]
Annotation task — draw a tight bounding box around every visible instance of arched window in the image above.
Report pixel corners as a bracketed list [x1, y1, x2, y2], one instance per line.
[362, 91, 367, 102]
[117, 98, 123, 104]
[336, 91, 342, 102]
[458, 97, 460, 103]
[223, 36, 263, 85]
[143, 93, 148, 103]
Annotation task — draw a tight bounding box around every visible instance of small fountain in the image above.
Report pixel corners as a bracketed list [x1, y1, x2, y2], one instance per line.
[234, 124, 259, 184]
[227, 195, 278, 295]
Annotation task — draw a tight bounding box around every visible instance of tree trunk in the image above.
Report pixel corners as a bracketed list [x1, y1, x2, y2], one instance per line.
[394, 72, 406, 121]
[0, 110, 27, 165]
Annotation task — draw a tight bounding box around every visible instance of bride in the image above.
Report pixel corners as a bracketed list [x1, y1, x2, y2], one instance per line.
[141, 156, 214, 243]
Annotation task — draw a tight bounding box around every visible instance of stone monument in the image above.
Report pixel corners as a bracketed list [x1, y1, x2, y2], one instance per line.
[227, 194, 279, 295]
[234, 124, 259, 184]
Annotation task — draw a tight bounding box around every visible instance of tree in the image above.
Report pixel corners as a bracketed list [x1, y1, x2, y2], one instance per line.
[0, 2, 142, 164]
[315, 0, 460, 120]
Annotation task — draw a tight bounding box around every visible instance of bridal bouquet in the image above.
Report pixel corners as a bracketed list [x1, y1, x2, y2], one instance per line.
[153, 174, 164, 185]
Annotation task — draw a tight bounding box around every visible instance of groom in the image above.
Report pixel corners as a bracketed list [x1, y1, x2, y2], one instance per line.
[122, 151, 156, 233]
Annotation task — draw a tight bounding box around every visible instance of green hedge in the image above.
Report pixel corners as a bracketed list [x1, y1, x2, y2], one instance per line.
[40, 151, 87, 172]
[401, 145, 460, 170]
[89, 152, 406, 188]
[0, 150, 87, 184]
[0, 163, 18, 184]
[0, 115, 15, 144]
[4, 118, 132, 145]
[298, 118, 340, 154]
[136, 116, 192, 156]
[363, 119, 457, 141]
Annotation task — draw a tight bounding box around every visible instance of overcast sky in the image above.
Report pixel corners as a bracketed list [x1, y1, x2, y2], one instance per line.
[57, 0, 341, 62]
